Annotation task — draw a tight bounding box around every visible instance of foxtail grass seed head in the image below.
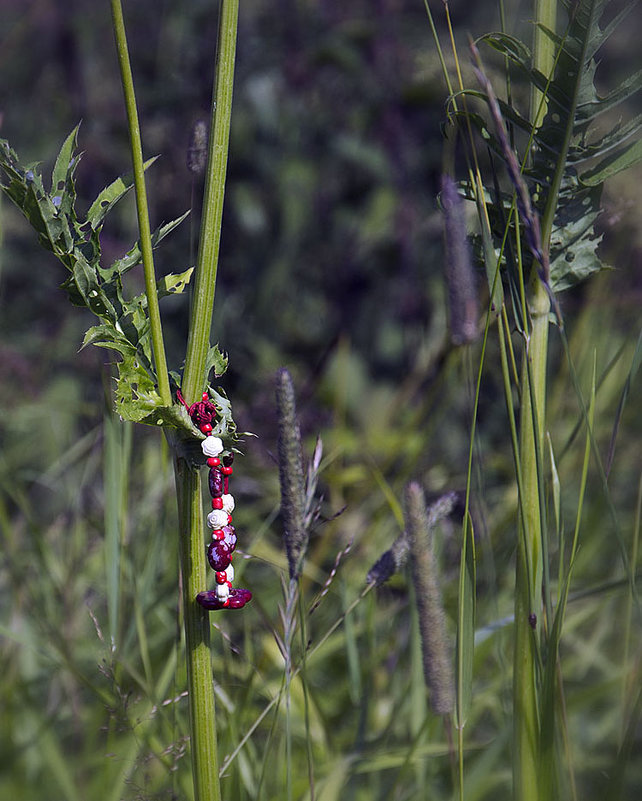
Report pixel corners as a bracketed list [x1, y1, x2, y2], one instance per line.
[441, 174, 479, 345]
[405, 482, 454, 716]
[187, 119, 208, 175]
[367, 534, 409, 586]
[367, 491, 458, 586]
[276, 368, 308, 580]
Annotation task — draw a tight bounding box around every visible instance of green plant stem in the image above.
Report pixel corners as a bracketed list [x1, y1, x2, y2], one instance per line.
[171, 5, 239, 800]
[109, 0, 171, 406]
[531, 0, 557, 130]
[514, 276, 548, 801]
[513, 3, 557, 797]
[175, 458, 222, 801]
[182, 0, 239, 403]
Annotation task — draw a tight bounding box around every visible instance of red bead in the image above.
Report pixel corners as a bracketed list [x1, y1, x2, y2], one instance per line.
[211, 529, 224, 541]
[221, 465, 233, 476]
[207, 457, 221, 468]
[211, 497, 223, 509]
[228, 514, 233, 525]
[200, 423, 213, 434]
[202, 392, 209, 401]
[215, 571, 227, 584]
[227, 588, 252, 609]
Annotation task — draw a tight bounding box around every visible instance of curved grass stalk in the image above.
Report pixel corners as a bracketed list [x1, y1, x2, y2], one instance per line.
[539, 356, 595, 797]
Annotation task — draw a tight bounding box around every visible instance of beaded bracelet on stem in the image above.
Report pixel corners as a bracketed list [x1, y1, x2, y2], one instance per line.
[178, 390, 252, 611]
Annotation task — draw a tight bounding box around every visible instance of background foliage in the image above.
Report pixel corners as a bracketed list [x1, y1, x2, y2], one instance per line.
[1, 1, 641, 799]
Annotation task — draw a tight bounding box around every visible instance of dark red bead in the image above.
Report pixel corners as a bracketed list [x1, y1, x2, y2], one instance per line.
[223, 453, 234, 467]
[196, 587, 252, 611]
[209, 468, 223, 497]
[215, 571, 227, 584]
[207, 540, 232, 571]
[211, 497, 223, 509]
[227, 588, 252, 609]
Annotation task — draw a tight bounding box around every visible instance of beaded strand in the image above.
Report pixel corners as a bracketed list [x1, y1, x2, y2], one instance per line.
[178, 390, 252, 611]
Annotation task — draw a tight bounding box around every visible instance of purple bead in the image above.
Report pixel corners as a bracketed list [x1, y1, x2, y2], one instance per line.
[221, 524, 237, 552]
[209, 468, 223, 498]
[196, 590, 225, 610]
[207, 540, 232, 571]
[196, 587, 252, 611]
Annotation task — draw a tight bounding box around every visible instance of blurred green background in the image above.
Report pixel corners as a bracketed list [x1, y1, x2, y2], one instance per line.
[1, 1, 641, 799]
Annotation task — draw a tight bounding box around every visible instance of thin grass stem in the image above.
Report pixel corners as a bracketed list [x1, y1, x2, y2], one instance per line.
[109, 0, 171, 406]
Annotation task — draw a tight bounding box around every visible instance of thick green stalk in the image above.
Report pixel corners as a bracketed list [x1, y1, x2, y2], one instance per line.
[530, 0, 557, 130]
[175, 459, 221, 801]
[109, 0, 171, 406]
[513, 2, 557, 799]
[513, 273, 548, 801]
[173, 4, 239, 800]
[182, 0, 239, 402]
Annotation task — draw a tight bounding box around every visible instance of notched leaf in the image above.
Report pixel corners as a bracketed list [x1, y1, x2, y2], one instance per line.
[157, 267, 195, 298]
[86, 155, 159, 231]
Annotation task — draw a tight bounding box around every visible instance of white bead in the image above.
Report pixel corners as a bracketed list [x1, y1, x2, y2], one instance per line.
[216, 583, 230, 601]
[221, 493, 235, 513]
[201, 436, 223, 457]
[207, 509, 228, 529]
[225, 564, 235, 582]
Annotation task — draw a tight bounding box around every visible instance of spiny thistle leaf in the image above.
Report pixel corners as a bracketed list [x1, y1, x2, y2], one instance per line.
[205, 344, 229, 378]
[86, 155, 158, 231]
[535, 0, 641, 288]
[99, 211, 191, 281]
[472, 0, 642, 291]
[580, 136, 642, 185]
[0, 129, 199, 430]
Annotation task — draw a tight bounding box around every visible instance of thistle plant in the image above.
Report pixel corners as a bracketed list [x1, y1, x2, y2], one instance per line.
[0, 2, 242, 800]
[426, 0, 642, 799]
